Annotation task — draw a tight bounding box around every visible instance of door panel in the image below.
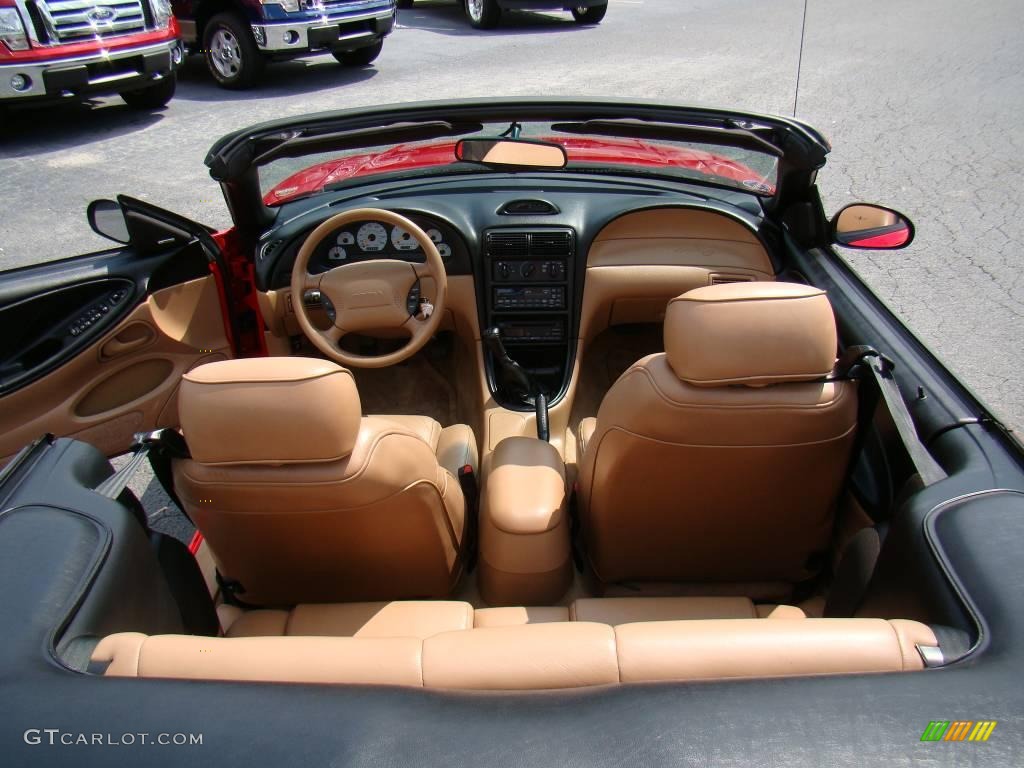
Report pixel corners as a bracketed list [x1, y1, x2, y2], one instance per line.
[0, 276, 231, 463]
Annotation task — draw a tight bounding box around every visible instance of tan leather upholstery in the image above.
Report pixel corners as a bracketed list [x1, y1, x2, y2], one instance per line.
[577, 416, 597, 458]
[226, 601, 474, 639]
[578, 283, 857, 586]
[222, 596, 804, 635]
[663, 282, 838, 387]
[174, 357, 477, 606]
[571, 596, 796, 623]
[423, 623, 620, 690]
[94, 616, 936, 688]
[376, 415, 479, 477]
[179, 358, 361, 465]
[473, 606, 571, 627]
[614, 619, 931, 682]
[479, 437, 572, 605]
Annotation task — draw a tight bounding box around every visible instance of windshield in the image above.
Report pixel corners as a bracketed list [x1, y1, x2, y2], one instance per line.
[258, 121, 780, 205]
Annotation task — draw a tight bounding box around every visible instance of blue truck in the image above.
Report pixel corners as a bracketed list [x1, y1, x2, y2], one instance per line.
[172, 0, 396, 88]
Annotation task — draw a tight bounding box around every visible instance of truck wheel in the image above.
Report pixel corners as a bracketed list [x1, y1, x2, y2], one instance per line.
[332, 40, 384, 66]
[204, 13, 264, 89]
[571, 3, 607, 24]
[120, 74, 176, 110]
[465, 0, 500, 29]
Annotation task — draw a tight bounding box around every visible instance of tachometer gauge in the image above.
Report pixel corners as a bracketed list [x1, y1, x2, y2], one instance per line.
[426, 228, 443, 244]
[437, 243, 452, 259]
[390, 225, 419, 251]
[327, 246, 347, 262]
[356, 222, 387, 251]
[337, 231, 355, 246]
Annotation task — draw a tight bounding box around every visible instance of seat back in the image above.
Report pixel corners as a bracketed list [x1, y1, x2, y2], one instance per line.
[173, 358, 465, 605]
[578, 283, 857, 587]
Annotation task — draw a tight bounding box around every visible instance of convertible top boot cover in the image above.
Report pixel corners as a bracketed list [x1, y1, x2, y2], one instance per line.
[578, 283, 858, 587]
[172, 357, 475, 605]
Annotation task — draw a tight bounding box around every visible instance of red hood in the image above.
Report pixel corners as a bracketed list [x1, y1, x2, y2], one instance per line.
[264, 137, 774, 204]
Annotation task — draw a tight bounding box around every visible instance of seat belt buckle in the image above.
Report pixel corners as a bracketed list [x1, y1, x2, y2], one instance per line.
[457, 464, 477, 496]
[131, 429, 166, 452]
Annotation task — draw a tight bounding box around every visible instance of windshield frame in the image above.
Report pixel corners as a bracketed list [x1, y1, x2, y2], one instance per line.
[205, 97, 830, 237]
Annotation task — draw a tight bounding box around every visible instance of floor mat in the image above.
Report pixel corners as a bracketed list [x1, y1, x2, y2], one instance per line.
[349, 344, 458, 427]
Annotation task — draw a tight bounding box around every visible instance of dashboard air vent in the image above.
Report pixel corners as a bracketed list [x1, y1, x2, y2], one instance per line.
[499, 199, 559, 215]
[486, 232, 530, 257]
[259, 239, 284, 262]
[530, 230, 574, 256]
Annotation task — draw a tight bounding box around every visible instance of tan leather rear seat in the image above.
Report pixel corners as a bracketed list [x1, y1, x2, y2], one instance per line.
[93, 618, 936, 689]
[222, 597, 804, 636]
[93, 597, 939, 689]
[224, 601, 473, 639]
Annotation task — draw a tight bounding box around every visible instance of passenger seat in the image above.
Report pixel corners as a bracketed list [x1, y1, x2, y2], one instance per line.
[577, 282, 858, 589]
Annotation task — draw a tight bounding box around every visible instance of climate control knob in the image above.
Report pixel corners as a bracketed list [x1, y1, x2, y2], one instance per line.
[497, 262, 511, 280]
[520, 262, 536, 278]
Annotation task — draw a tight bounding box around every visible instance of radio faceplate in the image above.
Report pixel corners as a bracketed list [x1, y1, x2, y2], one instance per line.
[494, 286, 565, 310]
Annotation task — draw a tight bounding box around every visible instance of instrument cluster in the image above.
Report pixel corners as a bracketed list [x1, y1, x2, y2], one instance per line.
[311, 218, 454, 272]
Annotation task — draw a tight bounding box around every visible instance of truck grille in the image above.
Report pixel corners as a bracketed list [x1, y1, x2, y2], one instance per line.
[39, 0, 147, 43]
[320, 0, 393, 19]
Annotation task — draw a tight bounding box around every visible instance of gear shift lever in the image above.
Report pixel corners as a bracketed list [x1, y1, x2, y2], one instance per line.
[483, 327, 550, 442]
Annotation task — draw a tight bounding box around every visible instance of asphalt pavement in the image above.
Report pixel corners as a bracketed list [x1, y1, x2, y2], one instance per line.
[2, 0, 1022, 442]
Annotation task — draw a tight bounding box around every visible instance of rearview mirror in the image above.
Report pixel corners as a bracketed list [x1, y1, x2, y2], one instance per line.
[455, 138, 567, 169]
[831, 203, 914, 250]
[87, 199, 131, 244]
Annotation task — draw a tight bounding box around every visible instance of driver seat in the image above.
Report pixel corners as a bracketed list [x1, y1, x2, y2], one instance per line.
[171, 357, 477, 606]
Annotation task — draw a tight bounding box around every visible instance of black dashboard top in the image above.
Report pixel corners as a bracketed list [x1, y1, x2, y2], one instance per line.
[254, 172, 770, 293]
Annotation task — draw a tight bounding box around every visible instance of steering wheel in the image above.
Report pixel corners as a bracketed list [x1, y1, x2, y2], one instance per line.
[291, 208, 448, 369]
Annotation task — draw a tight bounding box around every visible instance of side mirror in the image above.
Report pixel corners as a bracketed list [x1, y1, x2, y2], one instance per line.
[87, 199, 131, 244]
[831, 203, 914, 250]
[455, 138, 567, 169]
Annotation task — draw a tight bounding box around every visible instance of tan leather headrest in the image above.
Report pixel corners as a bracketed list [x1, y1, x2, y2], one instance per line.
[664, 282, 837, 387]
[179, 358, 360, 465]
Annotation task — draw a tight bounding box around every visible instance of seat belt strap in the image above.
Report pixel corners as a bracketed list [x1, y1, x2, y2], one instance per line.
[94, 445, 152, 499]
[137, 428, 192, 519]
[457, 464, 479, 572]
[833, 346, 947, 486]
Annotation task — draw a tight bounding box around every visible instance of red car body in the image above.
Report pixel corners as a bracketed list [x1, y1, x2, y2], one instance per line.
[264, 136, 774, 204]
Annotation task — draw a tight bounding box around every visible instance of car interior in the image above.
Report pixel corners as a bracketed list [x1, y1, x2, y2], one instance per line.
[0, 123, 983, 693]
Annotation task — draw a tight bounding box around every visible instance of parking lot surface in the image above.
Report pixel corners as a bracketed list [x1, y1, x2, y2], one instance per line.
[2, 0, 1022, 436]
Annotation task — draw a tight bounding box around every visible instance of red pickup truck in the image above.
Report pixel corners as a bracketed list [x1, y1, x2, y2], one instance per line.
[0, 0, 182, 109]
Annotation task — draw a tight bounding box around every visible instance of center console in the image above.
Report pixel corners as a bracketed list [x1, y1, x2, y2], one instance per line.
[482, 227, 575, 408]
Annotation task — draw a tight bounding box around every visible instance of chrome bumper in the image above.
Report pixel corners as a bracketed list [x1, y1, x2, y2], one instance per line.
[251, 9, 395, 53]
[0, 39, 182, 101]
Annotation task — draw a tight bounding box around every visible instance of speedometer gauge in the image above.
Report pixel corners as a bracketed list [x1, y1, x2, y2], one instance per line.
[390, 225, 419, 251]
[356, 222, 387, 251]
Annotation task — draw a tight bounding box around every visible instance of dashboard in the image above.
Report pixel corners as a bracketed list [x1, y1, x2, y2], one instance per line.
[256, 175, 777, 407]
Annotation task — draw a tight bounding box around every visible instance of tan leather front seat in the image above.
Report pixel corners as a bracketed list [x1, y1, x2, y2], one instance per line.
[172, 357, 478, 606]
[577, 282, 857, 589]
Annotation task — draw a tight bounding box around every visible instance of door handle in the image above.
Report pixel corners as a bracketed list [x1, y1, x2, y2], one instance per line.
[101, 324, 155, 359]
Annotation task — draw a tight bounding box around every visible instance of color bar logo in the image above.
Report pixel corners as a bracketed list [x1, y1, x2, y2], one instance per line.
[921, 721, 997, 742]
